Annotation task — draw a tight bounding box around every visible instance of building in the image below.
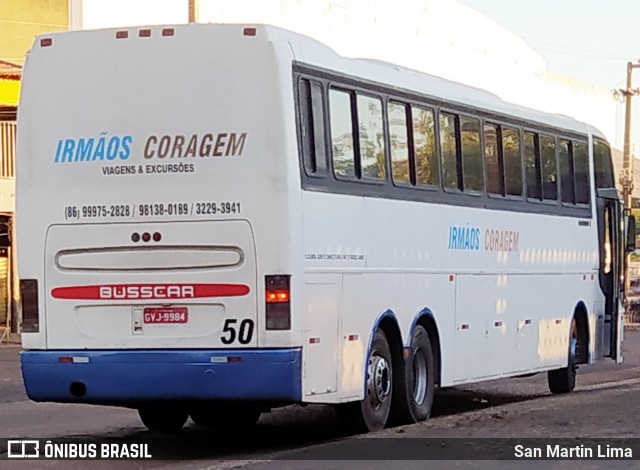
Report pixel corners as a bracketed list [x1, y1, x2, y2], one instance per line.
[0, 0, 70, 334]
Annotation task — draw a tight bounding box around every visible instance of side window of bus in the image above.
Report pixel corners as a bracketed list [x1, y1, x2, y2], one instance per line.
[593, 139, 615, 188]
[412, 105, 438, 187]
[573, 141, 590, 204]
[357, 94, 386, 181]
[559, 139, 575, 204]
[298, 79, 327, 176]
[502, 126, 522, 197]
[329, 89, 356, 178]
[439, 112, 459, 190]
[524, 131, 541, 200]
[540, 135, 558, 201]
[484, 123, 502, 195]
[388, 101, 410, 185]
[460, 116, 484, 192]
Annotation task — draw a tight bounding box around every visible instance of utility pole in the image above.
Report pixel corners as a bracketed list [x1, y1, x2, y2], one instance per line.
[617, 61, 640, 210]
[615, 61, 640, 314]
[188, 0, 199, 23]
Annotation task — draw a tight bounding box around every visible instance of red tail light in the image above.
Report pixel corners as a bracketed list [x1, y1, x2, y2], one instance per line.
[265, 275, 290, 330]
[266, 290, 289, 303]
[20, 279, 39, 333]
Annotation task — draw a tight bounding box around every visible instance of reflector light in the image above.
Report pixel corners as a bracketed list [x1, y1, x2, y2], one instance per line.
[20, 279, 39, 333]
[153, 232, 162, 242]
[58, 357, 73, 363]
[115, 31, 129, 39]
[142, 232, 151, 242]
[243, 27, 257, 36]
[139, 29, 151, 38]
[162, 28, 175, 37]
[40, 38, 53, 47]
[266, 290, 289, 303]
[228, 357, 242, 363]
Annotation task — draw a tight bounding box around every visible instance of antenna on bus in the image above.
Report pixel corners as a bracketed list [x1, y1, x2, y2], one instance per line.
[188, 0, 199, 23]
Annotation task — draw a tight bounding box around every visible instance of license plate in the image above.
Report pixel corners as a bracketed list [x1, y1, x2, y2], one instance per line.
[143, 307, 188, 324]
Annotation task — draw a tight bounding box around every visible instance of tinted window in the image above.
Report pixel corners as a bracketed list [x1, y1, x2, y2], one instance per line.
[502, 126, 522, 196]
[484, 123, 502, 195]
[540, 135, 557, 201]
[388, 102, 410, 185]
[593, 139, 615, 188]
[357, 95, 386, 180]
[329, 89, 355, 178]
[461, 117, 483, 192]
[524, 132, 541, 200]
[573, 141, 590, 204]
[298, 79, 327, 175]
[412, 106, 438, 186]
[439, 112, 459, 190]
[559, 139, 575, 204]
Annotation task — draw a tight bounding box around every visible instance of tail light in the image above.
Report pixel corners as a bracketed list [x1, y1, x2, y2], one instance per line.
[265, 275, 290, 330]
[21, 279, 39, 333]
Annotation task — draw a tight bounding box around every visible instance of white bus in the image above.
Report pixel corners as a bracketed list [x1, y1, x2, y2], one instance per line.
[17, 24, 633, 433]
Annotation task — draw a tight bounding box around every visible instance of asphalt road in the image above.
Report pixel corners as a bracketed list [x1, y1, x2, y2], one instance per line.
[1, 331, 640, 468]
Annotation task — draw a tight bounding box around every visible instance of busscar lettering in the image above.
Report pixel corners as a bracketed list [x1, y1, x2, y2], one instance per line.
[99, 285, 195, 300]
[143, 132, 248, 159]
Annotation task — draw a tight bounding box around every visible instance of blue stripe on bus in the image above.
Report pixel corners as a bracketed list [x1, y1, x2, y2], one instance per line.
[21, 348, 301, 403]
[407, 308, 437, 347]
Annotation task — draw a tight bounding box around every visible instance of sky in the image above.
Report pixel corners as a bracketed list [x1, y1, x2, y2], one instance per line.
[459, 0, 638, 91]
[459, 0, 640, 153]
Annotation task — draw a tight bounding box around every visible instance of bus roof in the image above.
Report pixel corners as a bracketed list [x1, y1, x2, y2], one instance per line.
[32, 23, 604, 140]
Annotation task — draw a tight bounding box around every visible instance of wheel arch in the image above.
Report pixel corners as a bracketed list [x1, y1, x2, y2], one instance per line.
[364, 310, 403, 395]
[408, 308, 442, 387]
[573, 301, 590, 364]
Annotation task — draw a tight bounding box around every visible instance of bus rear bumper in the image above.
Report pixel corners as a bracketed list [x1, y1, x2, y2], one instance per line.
[21, 348, 302, 404]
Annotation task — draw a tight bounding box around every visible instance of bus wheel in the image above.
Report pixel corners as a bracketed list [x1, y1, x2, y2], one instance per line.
[339, 329, 393, 432]
[190, 404, 261, 430]
[391, 325, 435, 424]
[547, 318, 578, 394]
[138, 405, 188, 433]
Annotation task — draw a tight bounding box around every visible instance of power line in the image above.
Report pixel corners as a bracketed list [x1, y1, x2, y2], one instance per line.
[522, 37, 630, 61]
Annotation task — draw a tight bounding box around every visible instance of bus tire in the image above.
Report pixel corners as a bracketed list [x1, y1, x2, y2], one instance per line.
[547, 318, 578, 394]
[190, 404, 261, 430]
[339, 329, 393, 432]
[138, 405, 188, 433]
[391, 325, 435, 424]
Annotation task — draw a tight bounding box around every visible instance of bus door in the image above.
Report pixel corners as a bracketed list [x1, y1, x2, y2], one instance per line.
[596, 189, 623, 361]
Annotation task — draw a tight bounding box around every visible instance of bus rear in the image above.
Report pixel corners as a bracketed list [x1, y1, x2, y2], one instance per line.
[17, 24, 302, 429]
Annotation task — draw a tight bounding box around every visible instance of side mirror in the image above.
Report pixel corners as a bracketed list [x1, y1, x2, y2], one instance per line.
[626, 215, 637, 254]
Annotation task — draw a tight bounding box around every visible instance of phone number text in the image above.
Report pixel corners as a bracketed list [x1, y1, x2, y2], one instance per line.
[64, 202, 242, 220]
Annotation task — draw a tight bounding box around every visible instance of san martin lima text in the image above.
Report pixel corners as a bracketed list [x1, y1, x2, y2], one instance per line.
[514, 444, 632, 458]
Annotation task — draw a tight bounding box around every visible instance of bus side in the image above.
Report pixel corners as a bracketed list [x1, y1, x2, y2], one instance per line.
[293, 61, 621, 431]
